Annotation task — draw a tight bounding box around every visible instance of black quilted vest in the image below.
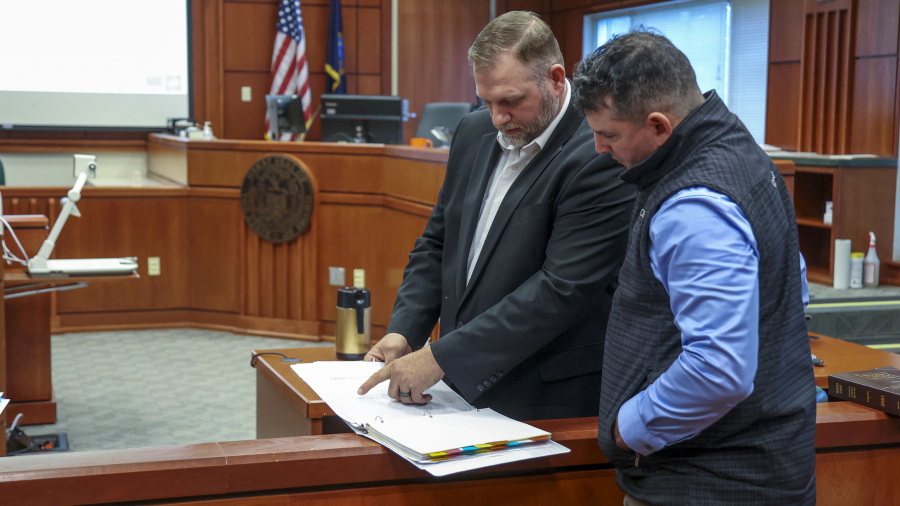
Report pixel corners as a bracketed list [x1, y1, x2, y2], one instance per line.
[598, 91, 816, 505]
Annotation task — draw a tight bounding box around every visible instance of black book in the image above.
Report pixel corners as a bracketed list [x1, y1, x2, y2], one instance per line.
[828, 366, 900, 416]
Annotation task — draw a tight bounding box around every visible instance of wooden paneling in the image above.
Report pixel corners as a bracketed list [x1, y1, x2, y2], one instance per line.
[377, 207, 430, 324]
[5, 295, 51, 402]
[222, 72, 271, 141]
[0, 139, 146, 153]
[355, 75, 383, 95]
[816, 451, 900, 505]
[799, 0, 854, 154]
[1, 190, 190, 318]
[242, 218, 315, 322]
[194, 0, 224, 133]
[0, 246, 5, 403]
[7, 139, 449, 338]
[222, 2, 279, 72]
[303, 4, 333, 75]
[765, 63, 802, 151]
[355, 7, 382, 75]
[397, 0, 487, 142]
[342, 3, 360, 75]
[855, 0, 900, 58]
[0, 404, 898, 505]
[3, 216, 53, 424]
[55, 195, 190, 313]
[0, 418, 620, 506]
[216, 0, 388, 141]
[769, 0, 804, 62]
[315, 202, 387, 326]
[5, 0, 895, 158]
[189, 196, 243, 314]
[850, 56, 898, 156]
[834, 166, 896, 254]
[147, 138, 443, 339]
[544, 0, 599, 11]
[549, 7, 590, 74]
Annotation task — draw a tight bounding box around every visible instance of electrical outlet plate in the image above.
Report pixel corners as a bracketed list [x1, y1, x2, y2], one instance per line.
[329, 267, 345, 286]
[148, 257, 161, 276]
[241, 86, 252, 102]
[353, 268, 365, 288]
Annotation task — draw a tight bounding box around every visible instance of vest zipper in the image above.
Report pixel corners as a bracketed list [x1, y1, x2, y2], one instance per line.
[634, 452, 640, 467]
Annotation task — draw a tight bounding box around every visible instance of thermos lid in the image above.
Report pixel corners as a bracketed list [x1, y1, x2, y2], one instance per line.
[337, 287, 370, 308]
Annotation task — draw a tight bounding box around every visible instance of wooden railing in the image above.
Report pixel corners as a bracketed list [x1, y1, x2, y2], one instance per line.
[0, 404, 897, 505]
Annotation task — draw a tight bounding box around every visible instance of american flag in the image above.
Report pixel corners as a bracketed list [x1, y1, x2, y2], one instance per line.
[265, 0, 312, 141]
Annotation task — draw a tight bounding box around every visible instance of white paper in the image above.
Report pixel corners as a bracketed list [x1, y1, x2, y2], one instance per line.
[366, 408, 549, 456]
[291, 361, 474, 428]
[291, 361, 568, 475]
[381, 439, 571, 477]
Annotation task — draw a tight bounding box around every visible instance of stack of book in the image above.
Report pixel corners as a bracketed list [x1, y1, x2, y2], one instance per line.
[828, 366, 900, 416]
[291, 360, 568, 476]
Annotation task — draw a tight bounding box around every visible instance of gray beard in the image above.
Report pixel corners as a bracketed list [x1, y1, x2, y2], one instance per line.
[499, 84, 560, 148]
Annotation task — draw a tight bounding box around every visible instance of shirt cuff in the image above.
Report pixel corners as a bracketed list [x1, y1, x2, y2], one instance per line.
[617, 394, 668, 456]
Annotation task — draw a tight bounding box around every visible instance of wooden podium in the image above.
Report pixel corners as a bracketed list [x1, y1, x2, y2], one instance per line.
[1, 215, 138, 426]
[1, 215, 55, 425]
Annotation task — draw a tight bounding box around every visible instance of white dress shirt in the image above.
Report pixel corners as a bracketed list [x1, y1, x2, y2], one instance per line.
[466, 81, 572, 283]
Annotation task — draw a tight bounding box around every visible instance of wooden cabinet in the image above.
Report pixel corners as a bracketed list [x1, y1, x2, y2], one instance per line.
[778, 157, 897, 284]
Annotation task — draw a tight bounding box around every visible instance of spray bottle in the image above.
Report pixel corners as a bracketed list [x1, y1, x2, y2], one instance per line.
[863, 231, 880, 287]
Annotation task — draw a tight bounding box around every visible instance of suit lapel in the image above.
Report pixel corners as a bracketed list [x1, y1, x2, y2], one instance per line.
[460, 104, 584, 303]
[456, 131, 503, 300]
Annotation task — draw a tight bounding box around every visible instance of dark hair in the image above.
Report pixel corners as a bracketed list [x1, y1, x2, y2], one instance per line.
[468, 11, 564, 82]
[572, 29, 702, 123]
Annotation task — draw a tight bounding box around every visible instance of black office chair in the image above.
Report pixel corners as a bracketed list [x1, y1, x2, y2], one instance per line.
[413, 102, 474, 148]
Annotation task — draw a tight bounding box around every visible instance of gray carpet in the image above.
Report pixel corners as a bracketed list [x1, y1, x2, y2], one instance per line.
[17, 329, 323, 453]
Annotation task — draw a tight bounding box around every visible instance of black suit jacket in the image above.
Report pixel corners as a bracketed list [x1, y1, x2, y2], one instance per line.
[387, 97, 635, 420]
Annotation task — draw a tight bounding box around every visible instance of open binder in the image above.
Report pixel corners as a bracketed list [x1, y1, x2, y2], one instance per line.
[364, 408, 551, 462]
[291, 360, 568, 476]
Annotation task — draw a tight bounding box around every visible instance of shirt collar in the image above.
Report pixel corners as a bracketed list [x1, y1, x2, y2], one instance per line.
[496, 79, 571, 155]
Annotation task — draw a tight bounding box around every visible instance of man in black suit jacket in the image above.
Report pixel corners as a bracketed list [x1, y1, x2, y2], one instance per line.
[357, 11, 635, 421]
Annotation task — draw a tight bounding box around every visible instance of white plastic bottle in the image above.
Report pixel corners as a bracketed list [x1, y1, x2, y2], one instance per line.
[849, 252, 864, 289]
[863, 231, 880, 287]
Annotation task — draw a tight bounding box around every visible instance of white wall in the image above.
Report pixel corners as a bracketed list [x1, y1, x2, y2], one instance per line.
[0, 151, 148, 186]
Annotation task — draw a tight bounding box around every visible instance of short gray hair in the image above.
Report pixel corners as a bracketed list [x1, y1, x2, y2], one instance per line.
[468, 11, 564, 83]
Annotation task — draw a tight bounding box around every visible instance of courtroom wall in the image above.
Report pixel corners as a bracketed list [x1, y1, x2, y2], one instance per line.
[2, 0, 897, 157]
[547, 0, 900, 157]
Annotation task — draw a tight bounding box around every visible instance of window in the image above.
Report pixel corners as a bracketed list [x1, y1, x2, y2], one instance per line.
[583, 0, 769, 143]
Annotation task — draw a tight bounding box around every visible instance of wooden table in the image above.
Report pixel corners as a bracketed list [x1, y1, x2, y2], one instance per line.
[809, 333, 900, 388]
[254, 333, 900, 438]
[253, 347, 348, 438]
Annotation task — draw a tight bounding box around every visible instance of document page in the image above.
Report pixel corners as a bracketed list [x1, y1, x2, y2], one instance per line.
[291, 361, 474, 428]
[367, 408, 550, 456]
[291, 361, 570, 476]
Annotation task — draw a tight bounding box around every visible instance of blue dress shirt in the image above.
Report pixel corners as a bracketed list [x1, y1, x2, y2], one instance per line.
[617, 187, 808, 455]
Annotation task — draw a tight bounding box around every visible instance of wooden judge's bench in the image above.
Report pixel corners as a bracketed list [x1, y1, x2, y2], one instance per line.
[0, 137, 897, 504]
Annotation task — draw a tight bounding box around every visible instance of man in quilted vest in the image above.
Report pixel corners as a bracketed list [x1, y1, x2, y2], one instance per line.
[572, 30, 816, 505]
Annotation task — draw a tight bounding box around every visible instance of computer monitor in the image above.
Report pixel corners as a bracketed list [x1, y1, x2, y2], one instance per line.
[320, 94, 404, 144]
[266, 94, 306, 139]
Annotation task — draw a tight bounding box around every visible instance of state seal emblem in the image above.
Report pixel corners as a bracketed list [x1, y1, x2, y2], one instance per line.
[240, 155, 314, 243]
